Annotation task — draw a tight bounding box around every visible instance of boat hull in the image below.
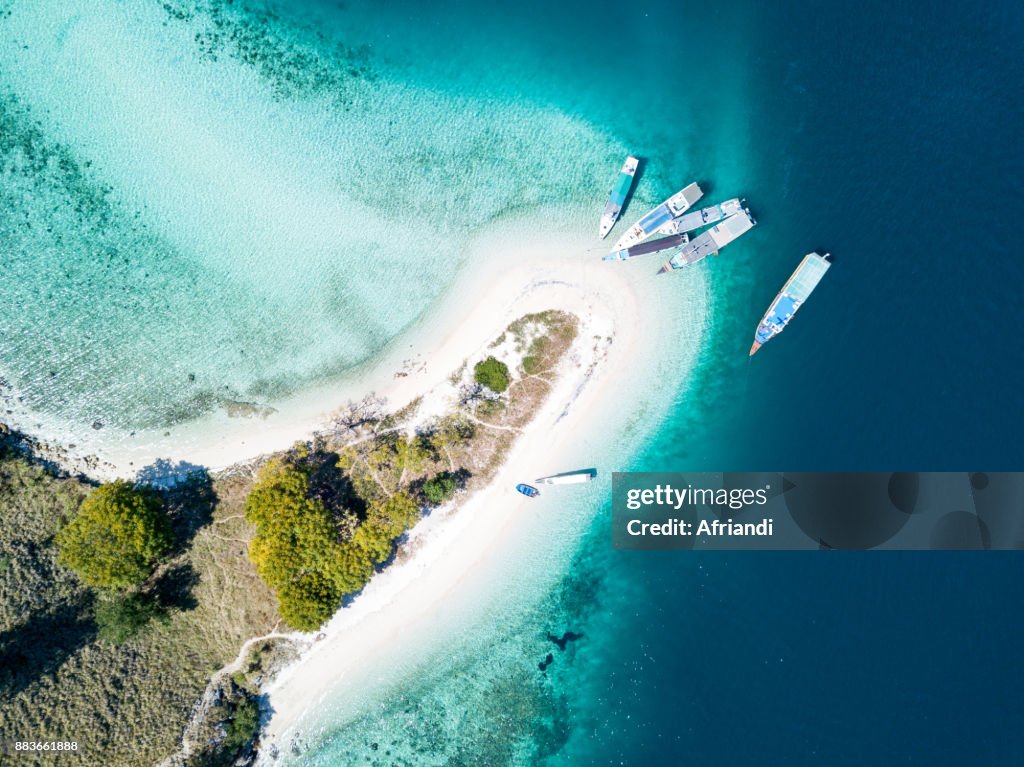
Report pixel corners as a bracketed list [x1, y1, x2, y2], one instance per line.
[660, 208, 756, 273]
[598, 156, 639, 239]
[534, 469, 597, 485]
[611, 182, 703, 252]
[749, 252, 831, 353]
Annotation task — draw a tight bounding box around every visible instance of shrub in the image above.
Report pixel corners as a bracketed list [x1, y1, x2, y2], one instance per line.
[56, 481, 173, 589]
[223, 695, 260, 752]
[473, 356, 510, 393]
[422, 473, 457, 505]
[521, 356, 542, 375]
[95, 592, 164, 645]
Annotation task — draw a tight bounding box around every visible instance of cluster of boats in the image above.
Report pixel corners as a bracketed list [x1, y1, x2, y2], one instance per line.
[514, 158, 833, 499]
[598, 155, 830, 355]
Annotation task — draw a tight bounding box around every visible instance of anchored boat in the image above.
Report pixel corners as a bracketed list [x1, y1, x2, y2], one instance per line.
[659, 198, 744, 235]
[534, 469, 597, 485]
[599, 156, 639, 239]
[603, 232, 689, 262]
[611, 182, 703, 252]
[658, 208, 756, 273]
[515, 483, 541, 498]
[749, 252, 831, 355]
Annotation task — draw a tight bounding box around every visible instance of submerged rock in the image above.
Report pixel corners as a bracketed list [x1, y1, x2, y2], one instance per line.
[222, 400, 277, 419]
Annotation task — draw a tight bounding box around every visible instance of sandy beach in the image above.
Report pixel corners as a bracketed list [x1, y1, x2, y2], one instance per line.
[8, 203, 707, 755]
[14, 207, 679, 481]
[249, 215, 707, 754]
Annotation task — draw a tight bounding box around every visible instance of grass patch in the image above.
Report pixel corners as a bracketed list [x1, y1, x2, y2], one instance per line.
[0, 309, 580, 765]
[0, 456, 278, 767]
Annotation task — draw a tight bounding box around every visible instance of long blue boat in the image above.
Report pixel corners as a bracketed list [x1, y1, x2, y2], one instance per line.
[611, 182, 703, 252]
[750, 252, 832, 355]
[598, 156, 639, 239]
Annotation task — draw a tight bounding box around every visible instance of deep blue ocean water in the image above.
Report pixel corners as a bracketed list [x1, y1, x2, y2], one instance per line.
[3, 0, 1022, 763]
[545, 0, 1024, 764]
[287, 0, 1024, 763]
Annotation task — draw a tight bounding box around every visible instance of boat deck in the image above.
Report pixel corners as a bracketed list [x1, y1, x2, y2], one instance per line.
[665, 198, 742, 235]
[604, 232, 688, 261]
[672, 232, 720, 266]
[665, 209, 755, 270]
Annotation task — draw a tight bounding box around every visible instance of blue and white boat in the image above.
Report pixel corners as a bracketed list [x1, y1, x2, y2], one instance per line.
[610, 182, 703, 252]
[515, 483, 541, 498]
[750, 252, 831, 355]
[659, 198, 744, 235]
[599, 156, 639, 239]
[658, 208, 756, 273]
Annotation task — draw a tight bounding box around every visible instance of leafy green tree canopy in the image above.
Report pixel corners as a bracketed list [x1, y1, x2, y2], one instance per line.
[245, 453, 423, 631]
[474, 356, 510, 393]
[422, 473, 457, 505]
[245, 456, 344, 631]
[56, 481, 173, 589]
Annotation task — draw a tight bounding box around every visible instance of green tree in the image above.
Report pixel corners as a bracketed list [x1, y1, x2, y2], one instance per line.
[474, 356, 510, 393]
[246, 458, 423, 632]
[222, 695, 260, 752]
[352, 493, 420, 564]
[95, 592, 164, 644]
[422, 473, 457, 505]
[245, 457, 346, 631]
[56, 481, 172, 589]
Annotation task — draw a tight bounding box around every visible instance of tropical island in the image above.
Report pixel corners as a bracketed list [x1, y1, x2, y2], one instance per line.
[0, 311, 577, 766]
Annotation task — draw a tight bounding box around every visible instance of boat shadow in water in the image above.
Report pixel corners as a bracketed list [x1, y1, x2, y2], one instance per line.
[620, 157, 646, 219]
[537, 630, 585, 674]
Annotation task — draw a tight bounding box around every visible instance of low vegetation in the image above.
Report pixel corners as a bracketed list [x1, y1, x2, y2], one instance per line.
[185, 678, 262, 767]
[422, 472, 458, 505]
[0, 310, 579, 766]
[94, 591, 167, 645]
[474, 355, 511, 393]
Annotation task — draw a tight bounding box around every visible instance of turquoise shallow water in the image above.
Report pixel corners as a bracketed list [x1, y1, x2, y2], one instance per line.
[262, 0, 1024, 765]
[4, 0, 1023, 764]
[0, 0, 627, 432]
